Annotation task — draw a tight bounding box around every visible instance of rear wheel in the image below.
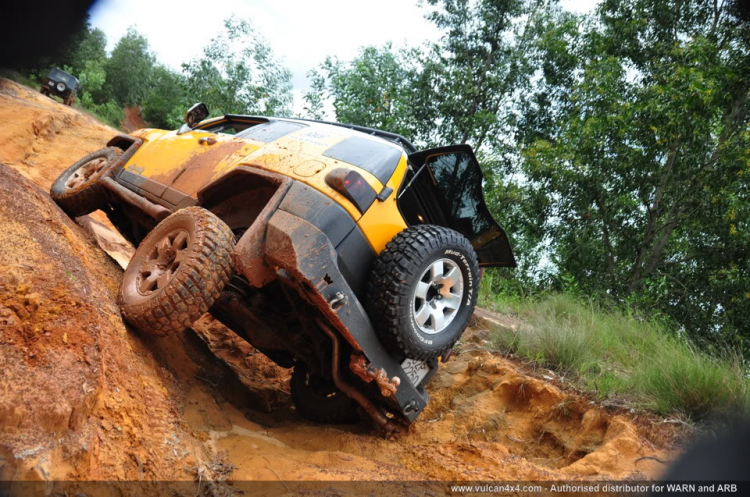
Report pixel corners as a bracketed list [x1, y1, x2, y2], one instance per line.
[366, 225, 479, 361]
[290, 363, 358, 424]
[50, 147, 122, 217]
[118, 207, 234, 336]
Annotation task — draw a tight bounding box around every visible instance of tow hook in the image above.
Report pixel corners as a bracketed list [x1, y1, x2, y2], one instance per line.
[404, 399, 419, 414]
[328, 291, 347, 310]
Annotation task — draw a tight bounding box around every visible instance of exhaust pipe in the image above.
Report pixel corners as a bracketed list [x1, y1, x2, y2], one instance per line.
[315, 319, 401, 433]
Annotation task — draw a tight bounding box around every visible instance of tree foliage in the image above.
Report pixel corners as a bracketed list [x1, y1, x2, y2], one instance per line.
[305, 44, 424, 140]
[181, 17, 293, 117]
[101, 27, 156, 106]
[141, 66, 186, 129]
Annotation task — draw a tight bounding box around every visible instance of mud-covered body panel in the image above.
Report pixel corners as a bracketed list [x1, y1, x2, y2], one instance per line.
[123, 120, 409, 254]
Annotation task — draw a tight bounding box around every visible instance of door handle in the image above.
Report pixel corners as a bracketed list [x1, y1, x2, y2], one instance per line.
[198, 136, 217, 146]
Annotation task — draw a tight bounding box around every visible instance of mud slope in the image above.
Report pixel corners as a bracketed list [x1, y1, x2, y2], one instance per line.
[0, 78, 134, 267]
[0, 164, 207, 481]
[0, 77, 678, 486]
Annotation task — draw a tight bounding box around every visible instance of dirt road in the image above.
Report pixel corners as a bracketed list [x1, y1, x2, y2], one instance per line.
[0, 78, 679, 491]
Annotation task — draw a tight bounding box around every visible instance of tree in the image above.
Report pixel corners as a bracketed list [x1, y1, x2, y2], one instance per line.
[417, 0, 549, 149]
[519, 0, 750, 343]
[307, 44, 425, 140]
[181, 16, 293, 116]
[301, 69, 327, 120]
[68, 27, 107, 76]
[142, 66, 187, 129]
[100, 27, 156, 106]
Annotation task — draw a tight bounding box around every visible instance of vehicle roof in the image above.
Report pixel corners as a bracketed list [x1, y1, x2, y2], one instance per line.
[190, 113, 410, 186]
[281, 117, 417, 153]
[48, 67, 79, 84]
[221, 114, 417, 153]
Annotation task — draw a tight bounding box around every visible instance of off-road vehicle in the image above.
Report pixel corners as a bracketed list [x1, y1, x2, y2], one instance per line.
[50, 103, 516, 430]
[40, 67, 78, 106]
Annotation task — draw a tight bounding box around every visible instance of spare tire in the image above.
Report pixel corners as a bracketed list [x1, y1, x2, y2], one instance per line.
[118, 207, 234, 336]
[366, 225, 479, 361]
[50, 147, 122, 217]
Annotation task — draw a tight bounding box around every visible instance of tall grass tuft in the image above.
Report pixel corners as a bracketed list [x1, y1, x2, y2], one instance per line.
[480, 290, 750, 420]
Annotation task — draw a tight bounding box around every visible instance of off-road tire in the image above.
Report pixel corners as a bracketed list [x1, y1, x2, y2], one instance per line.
[290, 363, 358, 424]
[50, 147, 122, 217]
[118, 207, 234, 336]
[366, 225, 479, 361]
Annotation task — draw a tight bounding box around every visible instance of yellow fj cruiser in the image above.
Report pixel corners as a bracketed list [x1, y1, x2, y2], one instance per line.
[51, 103, 516, 431]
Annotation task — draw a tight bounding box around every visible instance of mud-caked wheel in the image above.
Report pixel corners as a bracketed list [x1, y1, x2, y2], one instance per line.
[366, 225, 480, 361]
[118, 207, 234, 336]
[50, 147, 122, 217]
[290, 363, 358, 424]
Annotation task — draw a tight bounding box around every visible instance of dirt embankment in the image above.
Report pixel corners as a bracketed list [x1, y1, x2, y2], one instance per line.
[121, 106, 148, 133]
[0, 78, 680, 489]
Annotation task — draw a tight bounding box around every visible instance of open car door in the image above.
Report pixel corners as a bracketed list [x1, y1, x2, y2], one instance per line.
[399, 144, 516, 268]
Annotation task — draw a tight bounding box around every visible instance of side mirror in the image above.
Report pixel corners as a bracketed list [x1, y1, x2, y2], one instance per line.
[184, 103, 209, 128]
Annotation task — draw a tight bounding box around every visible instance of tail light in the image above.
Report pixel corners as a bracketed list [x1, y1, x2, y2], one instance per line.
[325, 168, 377, 214]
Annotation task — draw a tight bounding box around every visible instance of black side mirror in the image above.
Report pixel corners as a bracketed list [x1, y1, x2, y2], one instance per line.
[184, 103, 209, 127]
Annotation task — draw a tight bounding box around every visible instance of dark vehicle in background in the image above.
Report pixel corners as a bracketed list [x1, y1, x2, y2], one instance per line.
[40, 67, 78, 106]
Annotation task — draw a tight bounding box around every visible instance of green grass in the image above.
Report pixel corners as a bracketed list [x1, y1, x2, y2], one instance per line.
[478, 286, 750, 421]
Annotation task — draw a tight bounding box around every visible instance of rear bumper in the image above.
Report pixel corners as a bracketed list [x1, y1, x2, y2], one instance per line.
[264, 209, 434, 422]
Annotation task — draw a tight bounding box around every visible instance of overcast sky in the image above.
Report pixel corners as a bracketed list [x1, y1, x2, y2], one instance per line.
[89, 0, 598, 113]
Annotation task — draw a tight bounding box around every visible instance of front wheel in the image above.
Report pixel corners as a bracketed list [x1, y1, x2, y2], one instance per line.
[366, 225, 480, 361]
[50, 147, 122, 217]
[118, 207, 234, 336]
